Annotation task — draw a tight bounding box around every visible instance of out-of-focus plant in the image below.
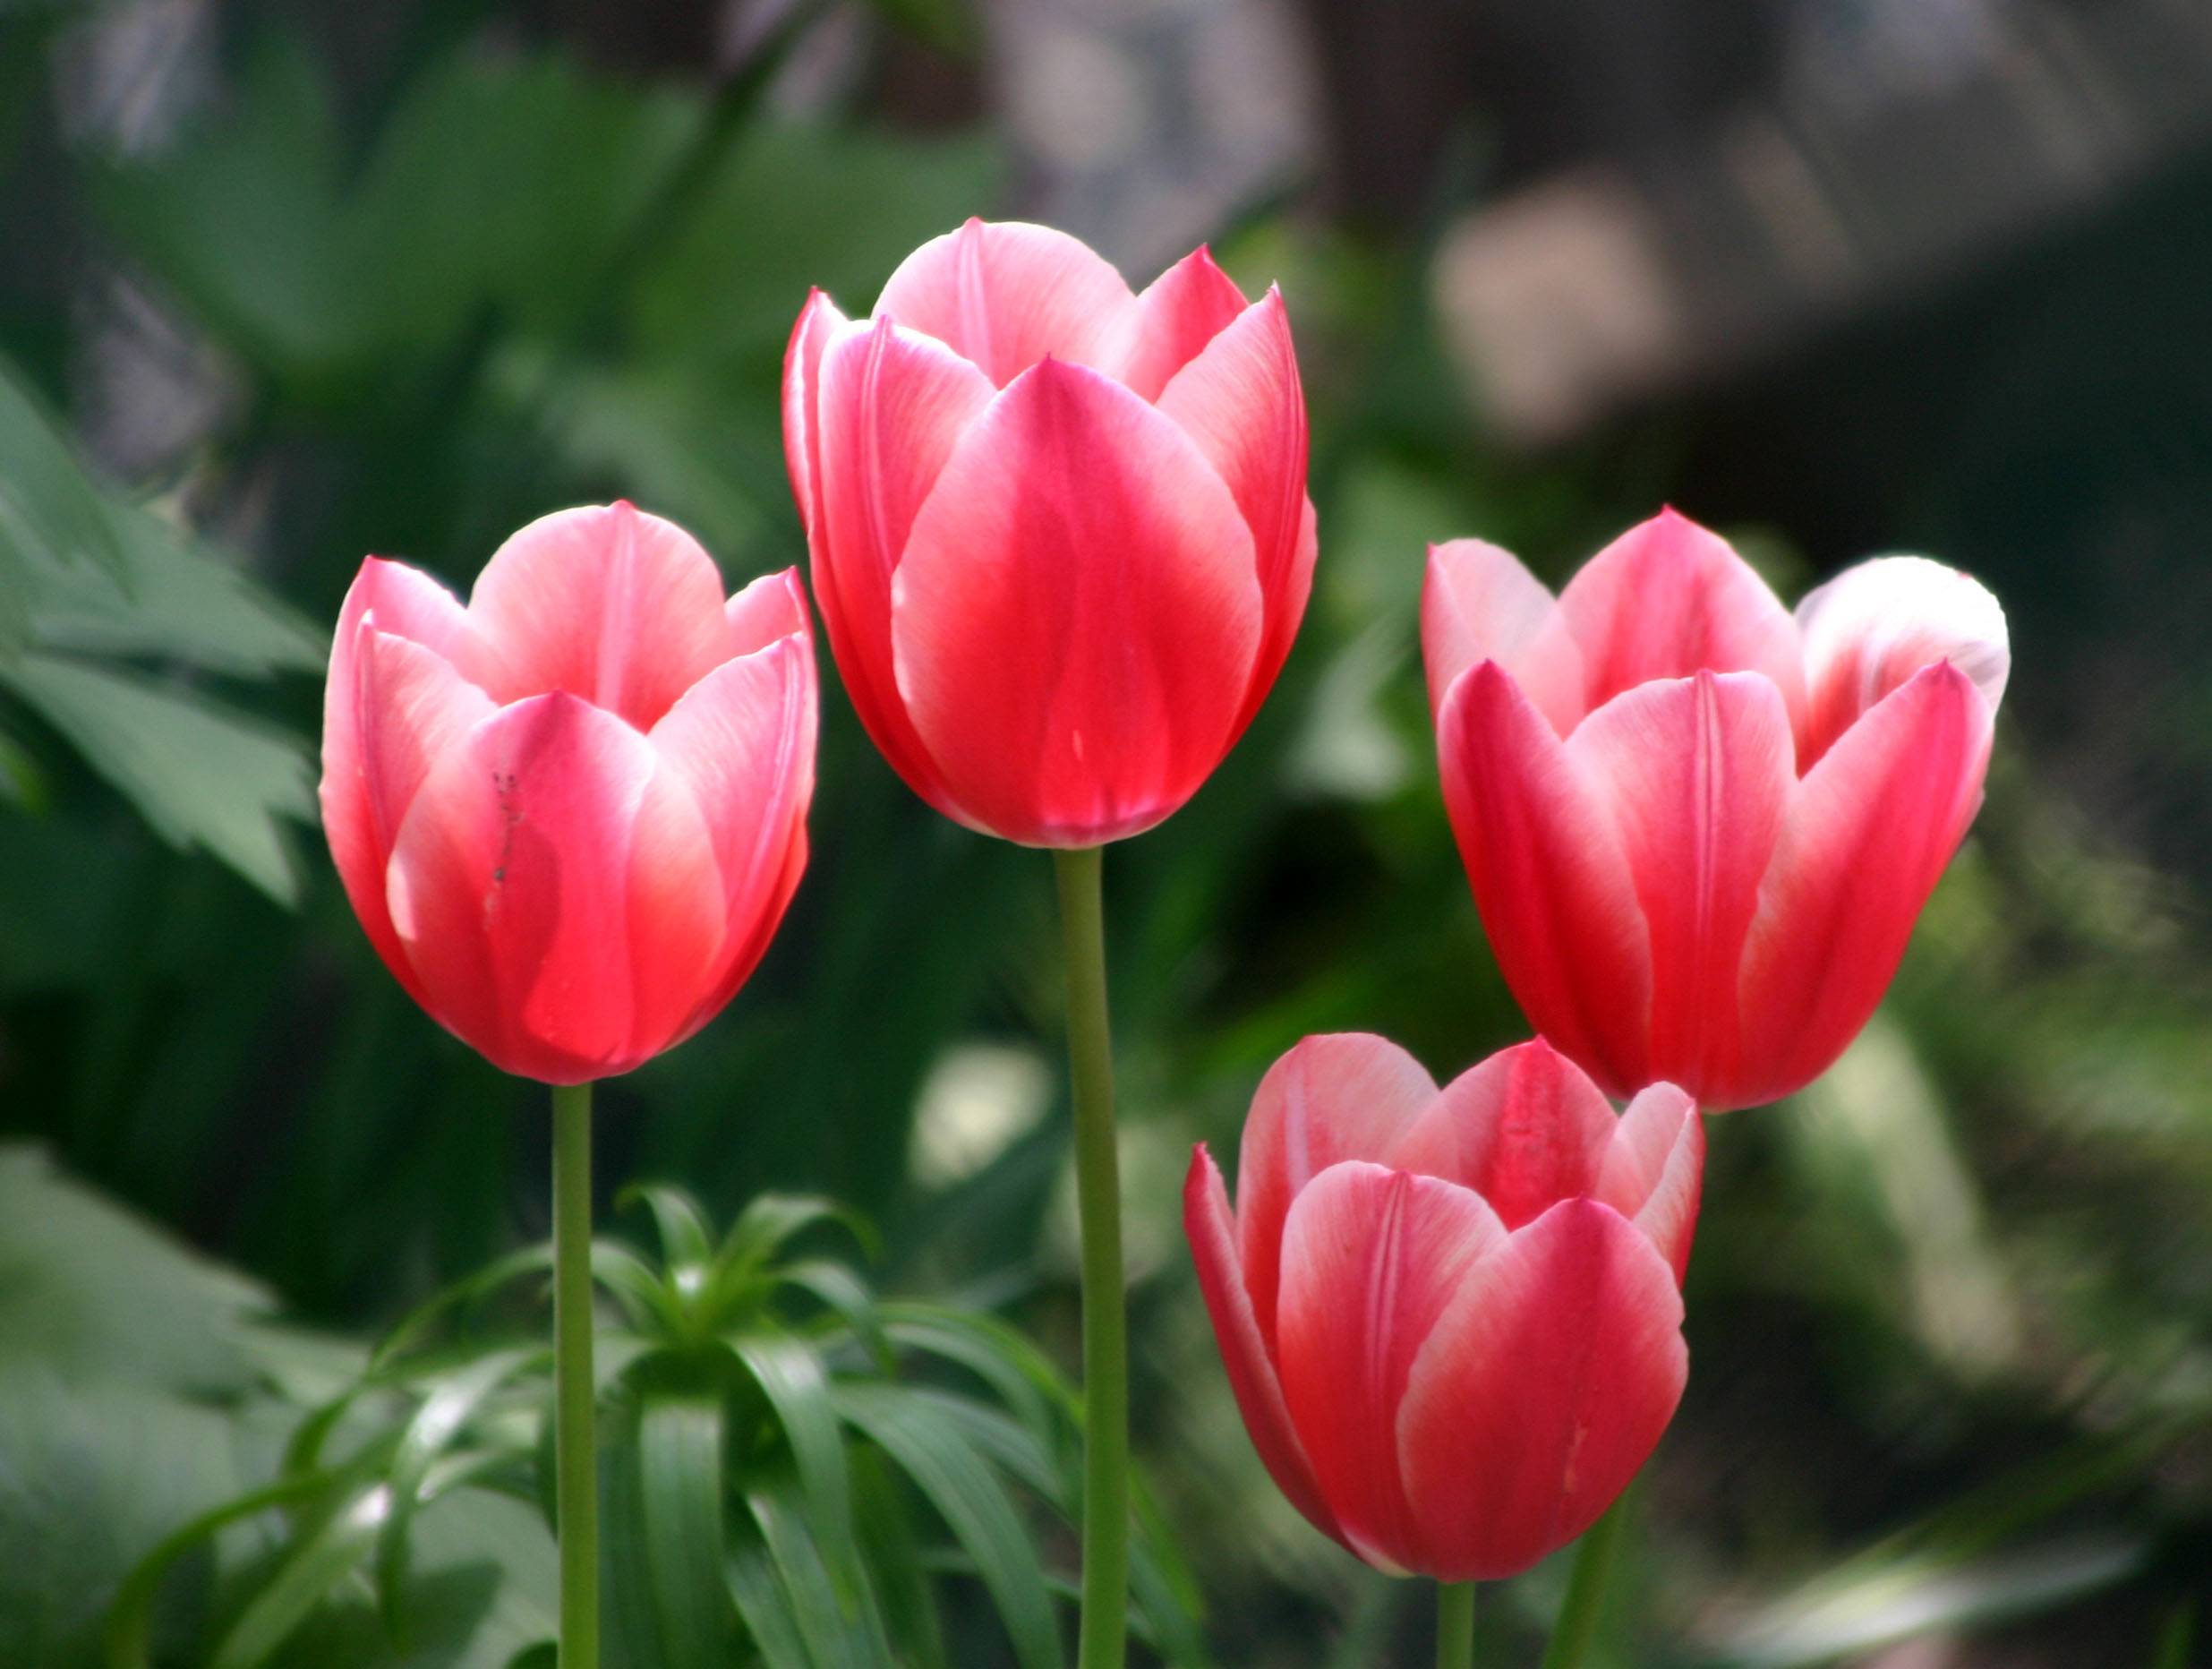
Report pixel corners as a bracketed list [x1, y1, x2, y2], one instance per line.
[105, 1183, 1209, 1669]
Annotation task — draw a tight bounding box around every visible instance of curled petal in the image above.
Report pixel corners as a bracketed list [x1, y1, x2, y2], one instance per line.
[1557, 509, 1806, 733]
[874, 218, 1137, 387]
[1183, 1147, 1340, 1544]
[1733, 662, 1991, 1107]
[1797, 555, 2009, 766]
[725, 565, 812, 658]
[1235, 1034, 1439, 1352]
[1398, 1199, 1687, 1581]
[467, 504, 735, 730]
[1118, 245, 1250, 401]
[1437, 663, 1651, 1095]
[1567, 671, 1794, 1099]
[1276, 1162, 1507, 1574]
[1386, 1039, 1618, 1231]
[781, 289, 850, 538]
[384, 693, 724, 1083]
[891, 358, 1261, 845]
[1422, 540, 1587, 734]
[1595, 1084, 1703, 1284]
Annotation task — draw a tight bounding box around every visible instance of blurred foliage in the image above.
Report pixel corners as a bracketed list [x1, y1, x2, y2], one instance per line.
[0, 2, 2208, 1665]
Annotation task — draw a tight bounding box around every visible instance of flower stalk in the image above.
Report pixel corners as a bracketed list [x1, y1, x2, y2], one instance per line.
[1437, 1582, 1476, 1667]
[551, 1080, 599, 1669]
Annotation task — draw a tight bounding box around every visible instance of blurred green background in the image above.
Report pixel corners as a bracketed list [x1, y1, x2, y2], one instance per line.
[2, 0, 2209, 1664]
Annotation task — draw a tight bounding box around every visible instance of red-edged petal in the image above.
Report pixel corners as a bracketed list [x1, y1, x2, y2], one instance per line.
[1796, 555, 2010, 766]
[891, 357, 1261, 845]
[1119, 245, 1250, 401]
[466, 503, 735, 731]
[1276, 1162, 1507, 1574]
[1235, 1034, 1439, 1354]
[782, 289, 850, 538]
[874, 218, 1137, 388]
[1557, 509, 1806, 733]
[1397, 1198, 1687, 1581]
[811, 317, 995, 819]
[1155, 287, 1312, 734]
[1422, 540, 1587, 734]
[1385, 1039, 1618, 1231]
[1731, 661, 1992, 1107]
[384, 693, 724, 1083]
[648, 627, 818, 1040]
[1594, 1085, 1703, 1284]
[320, 558, 480, 993]
[1566, 671, 1794, 1100]
[1183, 1147, 1341, 1545]
[1436, 662, 1651, 1096]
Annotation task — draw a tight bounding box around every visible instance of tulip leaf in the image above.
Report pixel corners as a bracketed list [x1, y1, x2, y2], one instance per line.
[744, 1476, 895, 1669]
[729, 1329, 858, 1567]
[633, 1392, 735, 1665]
[726, 1532, 816, 1669]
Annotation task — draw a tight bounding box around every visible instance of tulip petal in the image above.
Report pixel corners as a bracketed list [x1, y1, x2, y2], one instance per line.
[1557, 509, 1806, 732]
[1566, 670, 1793, 1099]
[1398, 1198, 1687, 1581]
[1183, 1146, 1341, 1544]
[1422, 540, 1588, 735]
[649, 629, 818, 1040]
[1797, 555, 2010, 766]
[1595, 1085, 1703, 1284]
[385, 693, 723, 1083]
[811, 317, 996, 818]
[1118, 245, 1250, 401]
[892, 358, 1262, 845]
[1155, 288, 1313, 732]
[1385, 1039, 1618, 1231]
[356, 627, 498, 858]
[466, 504, 737, 731]
[782, 288, 849, 538]
[1733, 661, 1991, 1106]
[1436, 663, 1651, 1095]
[725, 566, 813, 658]
[1235, 1034, 1440, 1354]
[1276, 1162, 1507, 1574]
[875, 218, 1138, 388]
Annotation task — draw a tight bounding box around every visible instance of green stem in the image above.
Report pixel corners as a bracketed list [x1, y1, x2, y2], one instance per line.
[552, 1081, 599, 1669]
[1437, 1582, 1476, 1668]
[1539, 1494, 1632, 1669]
[1053, 846, 1128, 1669]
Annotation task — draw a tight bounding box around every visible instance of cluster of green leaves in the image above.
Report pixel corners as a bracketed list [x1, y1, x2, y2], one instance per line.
[99, 1180, 1207, 1669]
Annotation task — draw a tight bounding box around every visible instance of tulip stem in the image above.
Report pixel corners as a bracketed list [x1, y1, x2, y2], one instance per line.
[1437, 1582, 1476, 1667]
[1539, 1494, 1633, 1669]
[551, 1080, 599, 1669]
[1053, 845, 1129, 1669]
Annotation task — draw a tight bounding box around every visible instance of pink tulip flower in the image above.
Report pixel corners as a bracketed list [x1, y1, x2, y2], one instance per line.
[783, 218, 1314, 846]
[1185, 1034, 1701, 1580]
[320, 502, 817, 1084]
[1425, 509, 2009, 1111]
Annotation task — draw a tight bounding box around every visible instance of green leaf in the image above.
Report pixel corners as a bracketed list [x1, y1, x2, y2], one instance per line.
[619, 1183, 717, 1314]
[373, 1245, 554, 1368]
[720, 1194, 877, 1285]
[774, 1256, 892, 1368]
[833, 1382, 1063, 1669]
[634, 1393, 734, 1664]
[744, 1478, 894, 1669]
[209, 1485, 391, 1669]
[0, 655, 312, 904]
[729, 1331, 858, 1573]
[726, 1533, 814, 1669]
[0, 365, 130, 617]
[849, 1450, 946, 1669]
[591, 1241, 687, 1337]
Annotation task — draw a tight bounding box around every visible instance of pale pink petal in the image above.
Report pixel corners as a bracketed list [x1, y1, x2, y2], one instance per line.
[811, 317, 996, 818]
[1422, 540, 1588, 734]
[466, 504, 735, 730]
[1732, 661, 1992, 1107]
[1234, 1034, 1439, 1354]
[1385, 1039, 1618, 1230]
[1566, 671, 1794, 1100]
[874, 218, 1138, 388]
[1594, 1085, 1703, 1284]
[1398, 1199, 1687, 1581]
[355, 628, 497, 858]
[1797, 555, 2010, 766]
[782, 289, 850, 538]
[1117, 245, 1250, 401]
[1276, 1161, 1508, 1575]
[891, 358, 1261, 846]
[384, 693, 724, 1083]
[649, 629, 818, 1036]
[1155, 288, 1312, 733]
[1183, 1147, 1341, 1544]
[725, 567, 812, 658]
[1557, 509, 1806, 733]
[1436, 663, 1651, 1096]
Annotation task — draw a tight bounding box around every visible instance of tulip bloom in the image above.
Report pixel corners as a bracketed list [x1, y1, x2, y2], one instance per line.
[320, 502, 817, 1084]
[782, 218, 1314, 847]
[1185, 1035, 1701, 1580]
[1425, 510, 2009, 1111]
